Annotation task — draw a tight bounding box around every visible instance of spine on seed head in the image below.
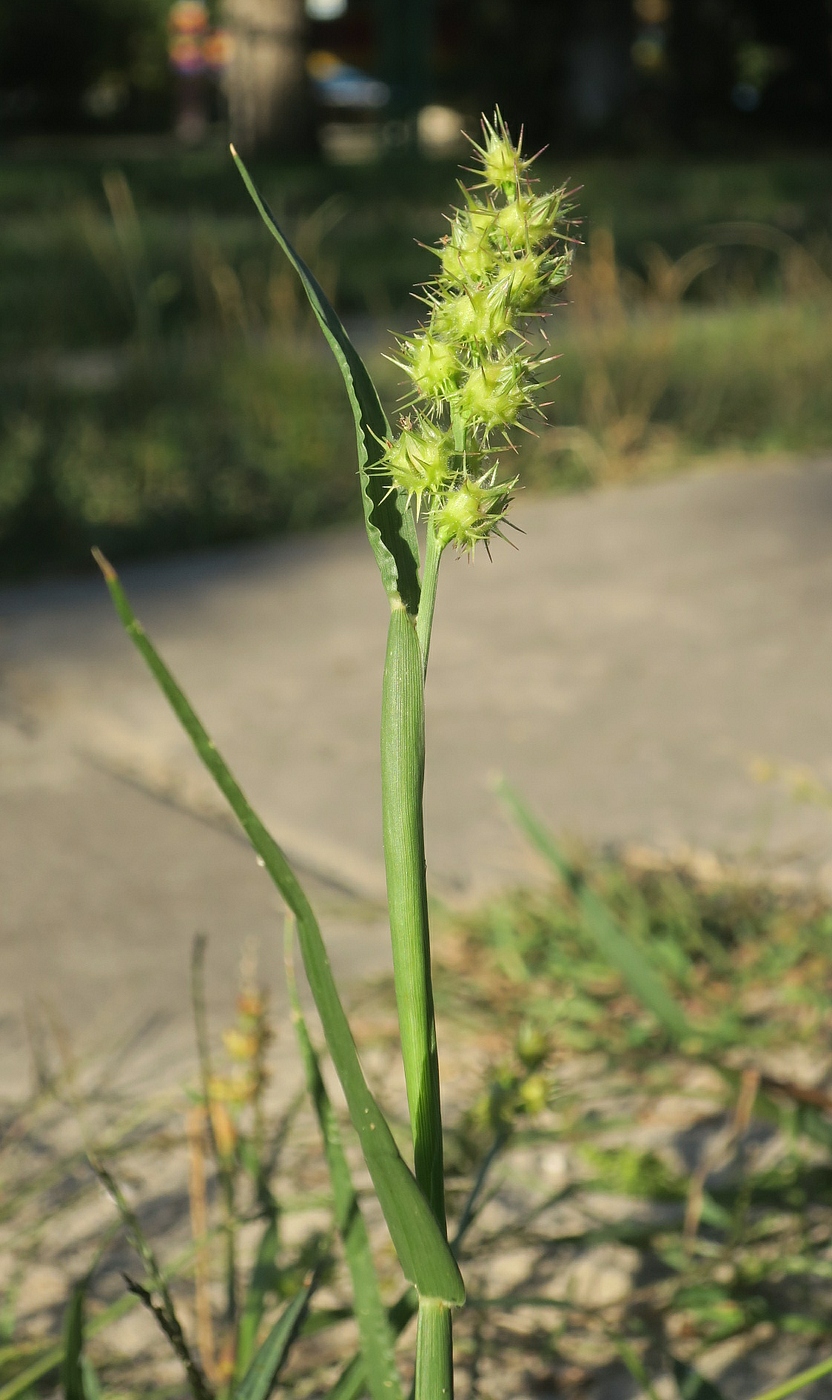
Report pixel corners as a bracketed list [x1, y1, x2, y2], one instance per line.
[381, 110, 573, 554]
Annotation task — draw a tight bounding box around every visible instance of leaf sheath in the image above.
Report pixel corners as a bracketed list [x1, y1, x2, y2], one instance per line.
[381, 602, 445, 1228]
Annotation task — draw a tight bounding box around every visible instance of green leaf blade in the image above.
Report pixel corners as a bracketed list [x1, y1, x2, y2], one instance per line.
[235, 1281, 314, 1400]
[95, 556, 463, 1307]
[235, 1217, 280, 1382]
[578, 885, 691, 1043]
[747, 1352, 832, 1400]
[324, 1290, 417, 1400]
[61, 1284, 87, 1400]
[672, 1357, 729, 1400]
[287, 943, 403, 1400]
[231, 148, 421, 615]
[499, 782, 691, 1044]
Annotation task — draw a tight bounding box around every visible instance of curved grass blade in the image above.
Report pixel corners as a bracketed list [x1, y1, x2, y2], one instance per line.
[672, 1358, 728, 1400]
[325, 1291, 416, 1400]
[61, 1282, 89, 1400]
[235, 1216, 279, 1381]
[231, 147, 420, 616]
[498, 781, 691, 1045]
[79, 1361, 101, 1400]
[749, 1353, 832, 1400]
[235, 1279, 314, 1400]
[323, 1117, 507, 1400]
[285, 921, 403, 1400]
[94, 552, 464, 1307]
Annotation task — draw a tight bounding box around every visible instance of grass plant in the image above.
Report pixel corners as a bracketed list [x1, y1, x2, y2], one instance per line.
[7, 128, 832, 1400]
[86, 113, 572, 1398]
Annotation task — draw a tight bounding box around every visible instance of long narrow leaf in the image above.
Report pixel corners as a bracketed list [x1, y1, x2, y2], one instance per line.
[60, 1284, 86, 1400]
[749, 1353, 832, 1400]
[325, 1291, 417, 1400]
[79, 1362, 101, 1400]
[672, 1358, 729, 1400]
[235, 1280, 314, 1400]
[235, 1216, 279, 1381]
[285, 923, 403, 1400]
[231, 148, 421, 616]
[94, 554, 464, 1307]
[499, 782, 691, 1044]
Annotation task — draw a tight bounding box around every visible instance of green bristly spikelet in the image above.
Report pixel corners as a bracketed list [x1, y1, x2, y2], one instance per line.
[383, 108, 572, 554]
[383, 416, 455, 512]
[434, 470, 519, 551]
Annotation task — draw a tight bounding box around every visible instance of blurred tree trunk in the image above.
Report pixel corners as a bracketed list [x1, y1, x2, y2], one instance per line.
[222, 0, 310, 153]
[377, 0, 432, 122]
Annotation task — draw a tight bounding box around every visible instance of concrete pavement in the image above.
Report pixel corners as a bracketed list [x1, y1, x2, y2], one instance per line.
[4, 457, 832, 1090]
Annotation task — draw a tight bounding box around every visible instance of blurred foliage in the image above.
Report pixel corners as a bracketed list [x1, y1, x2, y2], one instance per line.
[2, 150, 832, 348]
[439, 849, 832, 1062]
[430, 846, 832, 1361]
[3, 0, 828, 149]
[452, 0, 832, 153]
[2, 149, 832, 575]
[0, 350, 357, 576]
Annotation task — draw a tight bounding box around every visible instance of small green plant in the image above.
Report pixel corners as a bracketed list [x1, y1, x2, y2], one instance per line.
[89, 114, 572, 1399]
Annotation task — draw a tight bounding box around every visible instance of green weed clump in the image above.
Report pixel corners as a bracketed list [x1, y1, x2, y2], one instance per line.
[437, 803, 832, 1378]
[0, 351, 356, 576]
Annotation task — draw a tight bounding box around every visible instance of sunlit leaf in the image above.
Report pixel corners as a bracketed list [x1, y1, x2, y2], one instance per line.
[231, 148, 421, 615]
[94, 554, 464, 1307]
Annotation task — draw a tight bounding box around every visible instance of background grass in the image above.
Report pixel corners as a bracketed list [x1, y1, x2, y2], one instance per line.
[3, 145, 832, 576]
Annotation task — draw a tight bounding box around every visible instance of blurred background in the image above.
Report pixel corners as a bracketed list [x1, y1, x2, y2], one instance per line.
[1, 0, 832, 574]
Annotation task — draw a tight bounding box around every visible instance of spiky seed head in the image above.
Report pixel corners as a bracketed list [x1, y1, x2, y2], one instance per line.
[431, 283, 514, 348]
[434, 472, 518, 552]
[385, 417, 454, 508]
[495, 189, 564, 251]
[515, 1021, 549, 1070]
[466, 202, 498, 239]
[382, 111, 573, 559]
[500, 250, 549, 310]
[440, 234, 495, 287]
[519, 1073, 549, 1116]
[458, 358, 529, 434]
[545, 251, 573, 292]
[402, 332, 462, 402]
[472, 111, 533, 192]
[439, 203, 502, 287]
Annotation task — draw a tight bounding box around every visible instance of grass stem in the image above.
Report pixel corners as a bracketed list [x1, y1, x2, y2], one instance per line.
[380, 601, 445, 1229]
[415, 1300, 453, 1400]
